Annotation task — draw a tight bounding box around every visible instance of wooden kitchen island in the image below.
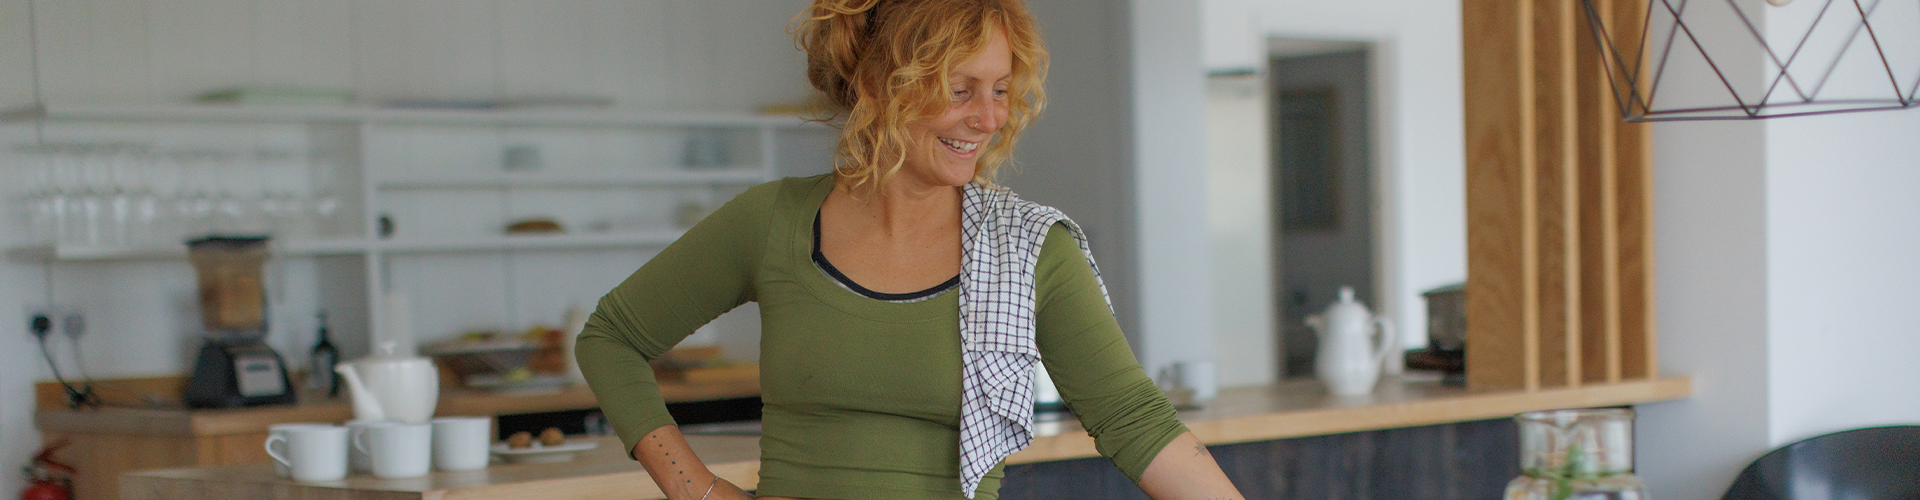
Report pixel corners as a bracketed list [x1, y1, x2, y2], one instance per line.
[116, 374, 1691, 500]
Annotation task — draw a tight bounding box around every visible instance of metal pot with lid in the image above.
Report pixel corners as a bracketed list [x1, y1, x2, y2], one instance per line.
[1421, 283, 1466, 352]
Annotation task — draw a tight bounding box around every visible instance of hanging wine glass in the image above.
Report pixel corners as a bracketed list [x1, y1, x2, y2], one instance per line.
[125, 145, 162, 247]
[179, 150, 219, 239]
[149, 149, 188, 245]
[72, 143, 111, 246]
[308, 151, 345, 238]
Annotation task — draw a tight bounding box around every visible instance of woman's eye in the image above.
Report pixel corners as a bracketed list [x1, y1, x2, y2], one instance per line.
[952, 89, 970, 101]
[994, 88, 1009, 99]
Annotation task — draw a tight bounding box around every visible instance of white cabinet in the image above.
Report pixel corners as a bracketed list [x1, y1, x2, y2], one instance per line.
[4, 102, 829, 358]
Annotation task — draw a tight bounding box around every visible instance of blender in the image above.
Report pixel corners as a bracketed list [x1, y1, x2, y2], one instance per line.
[184, 236, 298, 408]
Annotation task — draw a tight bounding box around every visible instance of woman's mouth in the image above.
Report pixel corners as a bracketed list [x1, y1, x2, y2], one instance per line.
[938, 137, 980, 156]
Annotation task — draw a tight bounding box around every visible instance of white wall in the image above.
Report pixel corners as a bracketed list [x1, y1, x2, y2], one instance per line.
[20, 0, 809, 110]
[0, 1, 38, 494]
[1764, 111, 1920, 445]
[1130, 0, 1218, 384]
[1610, 11, 1787, 495]
[1636, 115, 1775, 499]
[1201, 0, 1465, 350]
[1761, 1, 1920, 449]
[1204, 73, 1276, 387]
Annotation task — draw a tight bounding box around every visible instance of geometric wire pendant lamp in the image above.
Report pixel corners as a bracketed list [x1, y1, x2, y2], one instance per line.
[1582, 0, 1920, 120]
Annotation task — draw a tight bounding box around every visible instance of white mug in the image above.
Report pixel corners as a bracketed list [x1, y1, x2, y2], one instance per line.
[267, 422, 334, 478]
[1186, 360, 1219, 401]
[345, 419, 394, 473]
[353, 421, 432, 479]
[264, 425, 349, 482]
[431, 417, 493, 471]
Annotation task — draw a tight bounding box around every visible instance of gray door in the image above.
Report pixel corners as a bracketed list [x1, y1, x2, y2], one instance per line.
[1271, 49, 1374, 378]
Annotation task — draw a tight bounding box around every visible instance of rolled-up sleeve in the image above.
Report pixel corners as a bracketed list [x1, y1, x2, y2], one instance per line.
[1032, 223, 1188, 483]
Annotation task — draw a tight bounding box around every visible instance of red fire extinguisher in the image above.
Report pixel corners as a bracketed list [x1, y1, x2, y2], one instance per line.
[18, 439, 72, 500]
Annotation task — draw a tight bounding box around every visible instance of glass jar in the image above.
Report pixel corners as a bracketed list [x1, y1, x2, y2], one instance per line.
[1506, 408, 1650, 500]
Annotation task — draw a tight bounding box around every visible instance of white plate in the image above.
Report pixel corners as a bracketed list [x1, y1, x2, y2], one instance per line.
[490, 440, 598, 464]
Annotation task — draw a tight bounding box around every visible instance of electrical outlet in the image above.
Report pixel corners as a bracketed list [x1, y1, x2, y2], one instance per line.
[29, 312, 52, 340]
[24, 304, 81, 340]
[25, 305, 53, 340]
[63, 311, 86, 340]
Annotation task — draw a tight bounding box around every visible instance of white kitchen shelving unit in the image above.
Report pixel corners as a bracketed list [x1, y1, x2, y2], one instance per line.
[4, 103, 814, 252]
[4, 102, 827, 351]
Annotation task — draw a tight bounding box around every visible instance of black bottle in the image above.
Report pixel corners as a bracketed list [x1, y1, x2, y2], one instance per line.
[308, 311, 341, 397]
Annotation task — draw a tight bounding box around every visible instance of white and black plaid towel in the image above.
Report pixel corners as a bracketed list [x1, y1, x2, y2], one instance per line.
[956, 182, 1112, 497]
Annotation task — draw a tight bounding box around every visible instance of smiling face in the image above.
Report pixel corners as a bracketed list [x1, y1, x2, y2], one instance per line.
[900, 28, 1013, 190]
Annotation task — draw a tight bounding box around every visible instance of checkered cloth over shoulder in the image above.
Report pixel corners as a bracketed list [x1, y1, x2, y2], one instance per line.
[956, 182, 1112, 498]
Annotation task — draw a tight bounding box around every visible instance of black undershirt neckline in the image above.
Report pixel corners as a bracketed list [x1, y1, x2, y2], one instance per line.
[812, 209, 961, 301]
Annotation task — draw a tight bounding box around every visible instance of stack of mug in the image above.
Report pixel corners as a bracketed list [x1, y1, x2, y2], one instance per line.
[264, 417, 493, 482]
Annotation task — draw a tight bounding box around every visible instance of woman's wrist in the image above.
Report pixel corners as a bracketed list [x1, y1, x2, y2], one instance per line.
[697, 476, 720, 500]
[710, 477, 753, 499]
[673, 469, 723, 500]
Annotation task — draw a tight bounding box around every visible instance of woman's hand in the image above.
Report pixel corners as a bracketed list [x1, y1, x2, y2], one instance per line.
[1135, 432, 1246, 500]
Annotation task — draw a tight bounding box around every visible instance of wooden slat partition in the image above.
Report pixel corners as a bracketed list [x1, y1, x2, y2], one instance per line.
[1463, 0, 1533, 391]
[1464, 0, 1658, 392]
[1534, 0, 1579, 389]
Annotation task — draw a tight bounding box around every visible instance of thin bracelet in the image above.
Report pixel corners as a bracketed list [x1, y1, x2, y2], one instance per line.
[698, 476, 720, 500]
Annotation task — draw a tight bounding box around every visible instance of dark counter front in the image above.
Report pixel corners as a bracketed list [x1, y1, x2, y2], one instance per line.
[1004, 418, 1519, 499]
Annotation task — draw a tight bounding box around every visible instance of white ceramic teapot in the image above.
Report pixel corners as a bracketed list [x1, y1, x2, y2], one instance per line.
[335, 341, 439, 423]
[1306, 286, 1398, 396]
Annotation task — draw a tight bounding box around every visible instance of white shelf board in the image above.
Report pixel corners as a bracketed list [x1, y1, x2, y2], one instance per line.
[1, 102, 822, 129]
[8, 239, 371, 261]
[374, 231, 686, 254]
[377, 170, 767, 189]
[9, 232, 688, 261]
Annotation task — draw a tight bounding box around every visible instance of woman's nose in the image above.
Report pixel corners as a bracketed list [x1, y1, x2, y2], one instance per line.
[968, 101, 1005, 132]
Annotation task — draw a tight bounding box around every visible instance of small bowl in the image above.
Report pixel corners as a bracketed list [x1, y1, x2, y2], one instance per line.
[423, 339, 540, 384]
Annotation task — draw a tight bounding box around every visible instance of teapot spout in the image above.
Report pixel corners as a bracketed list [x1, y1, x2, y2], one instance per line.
[335, 364, 385, 421]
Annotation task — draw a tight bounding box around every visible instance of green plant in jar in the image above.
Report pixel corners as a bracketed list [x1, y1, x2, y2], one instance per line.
[1506, 409, 1650, 500]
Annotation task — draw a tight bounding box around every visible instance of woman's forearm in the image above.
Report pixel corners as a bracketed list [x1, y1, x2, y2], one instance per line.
[631, 425, 750, 500]
[1136, 432, 1246, 500]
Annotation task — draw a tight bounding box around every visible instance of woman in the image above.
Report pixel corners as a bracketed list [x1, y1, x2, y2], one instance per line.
[575, 1, 1245, 498]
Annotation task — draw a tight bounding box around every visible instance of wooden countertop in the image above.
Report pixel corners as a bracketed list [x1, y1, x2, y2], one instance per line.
[122, 435, 748, 500]
[37, 379, 760, 437]
[120, 374, 1691, 500]
[1012, 374, 1691, 463]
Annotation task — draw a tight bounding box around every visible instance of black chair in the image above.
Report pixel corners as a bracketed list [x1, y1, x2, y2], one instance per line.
[1723, 425, 1920, 500]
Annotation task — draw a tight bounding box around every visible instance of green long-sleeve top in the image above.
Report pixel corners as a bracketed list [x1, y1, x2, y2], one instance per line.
[575, 174, 1187, 499]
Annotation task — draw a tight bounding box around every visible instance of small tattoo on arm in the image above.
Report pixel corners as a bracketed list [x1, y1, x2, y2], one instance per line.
[1193, 442, 1211, 457]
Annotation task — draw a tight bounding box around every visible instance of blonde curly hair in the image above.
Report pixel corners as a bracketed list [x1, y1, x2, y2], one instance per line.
[791, 0, 1048, 193]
